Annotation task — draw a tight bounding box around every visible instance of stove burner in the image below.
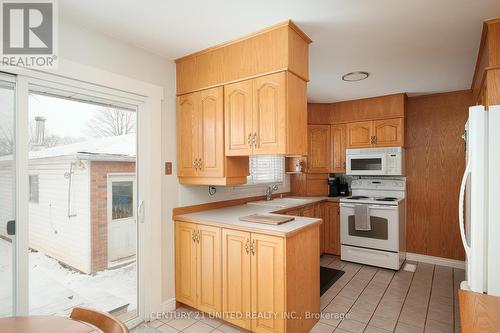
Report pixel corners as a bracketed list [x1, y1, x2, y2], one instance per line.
[375, 197, 398, 202]
[347, 196, 369, 200]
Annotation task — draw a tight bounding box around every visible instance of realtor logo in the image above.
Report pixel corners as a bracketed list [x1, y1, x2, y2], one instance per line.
[0, 0, 58, 68]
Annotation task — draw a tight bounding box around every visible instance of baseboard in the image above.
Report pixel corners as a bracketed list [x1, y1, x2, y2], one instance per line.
[406, 252, 465, 269]
[161, 298, 176, 312]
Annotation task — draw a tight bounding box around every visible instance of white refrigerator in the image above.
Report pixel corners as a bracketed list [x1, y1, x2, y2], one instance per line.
[459, 105, 500, 296]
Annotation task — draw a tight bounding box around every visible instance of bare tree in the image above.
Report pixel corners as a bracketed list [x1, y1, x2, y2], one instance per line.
[86, 108, 136, 137]
[0, 126, 13, 156]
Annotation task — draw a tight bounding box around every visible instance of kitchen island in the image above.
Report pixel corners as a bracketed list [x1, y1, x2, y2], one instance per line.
[173, 197, 327, 333]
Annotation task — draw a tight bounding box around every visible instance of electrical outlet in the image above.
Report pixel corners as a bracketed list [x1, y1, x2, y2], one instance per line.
[165, 162, 172, 175]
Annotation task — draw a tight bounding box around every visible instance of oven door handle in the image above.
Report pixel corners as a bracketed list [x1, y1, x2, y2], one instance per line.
[340, 204, 397, 210]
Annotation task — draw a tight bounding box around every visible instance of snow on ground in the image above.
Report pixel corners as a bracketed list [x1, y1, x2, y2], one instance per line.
[0, 238, 136, 316]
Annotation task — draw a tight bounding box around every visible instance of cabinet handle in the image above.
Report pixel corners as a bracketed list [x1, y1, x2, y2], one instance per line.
[248, 133, 252, 147]
[373, 136, 377, 144]
[253, 133, 257, 148]
[192, 230, 196, 242]
[196, 230, 200, 243]
[193, 159, 197, 170]
[251, 239, 256, 255]
[198, 159, 202, 170]
[245, 239, 250, 254]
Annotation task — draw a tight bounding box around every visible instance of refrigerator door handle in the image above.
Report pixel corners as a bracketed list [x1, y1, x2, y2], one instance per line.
[459, 160, 471, 258]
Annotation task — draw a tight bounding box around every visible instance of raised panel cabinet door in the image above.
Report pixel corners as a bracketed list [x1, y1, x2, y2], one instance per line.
[224, 80, 254, 156]
[373, 118, 404, 147]
[253, 72, 286, 155]
[302, 205, 315, 217]
[196, 224, 222, 315]
[198, 87, 224, 177]
[324, 203, 340, 255]
[251, 233, 285, 333]
[331, 124, 346, 173]
[175, 222, 198, 307]
[177, 93, 199, 177]
[307, 125, 332, 173]
[346, 121, 373, 148]
[222, 229, 252, 330]
[315, 203, 325, 255]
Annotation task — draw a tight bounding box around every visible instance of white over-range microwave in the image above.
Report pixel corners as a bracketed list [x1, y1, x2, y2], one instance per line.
[346, 147, 404, 176]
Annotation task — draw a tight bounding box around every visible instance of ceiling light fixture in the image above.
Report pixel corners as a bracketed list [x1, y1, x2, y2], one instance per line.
[342, 71, 370, 82]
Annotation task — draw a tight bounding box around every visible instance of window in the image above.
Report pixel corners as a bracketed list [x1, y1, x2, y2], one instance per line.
[112, 181, 134, 220]
[247, 155, 285, 185]
[29, 175, 39, 203]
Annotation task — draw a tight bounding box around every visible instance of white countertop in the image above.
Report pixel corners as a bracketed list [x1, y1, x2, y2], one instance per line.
[174, 196, 341, 236]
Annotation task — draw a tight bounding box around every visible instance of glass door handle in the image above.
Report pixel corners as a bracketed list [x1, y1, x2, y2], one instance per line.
[138, 200, 145, 224]
[7, 220, 15, 235]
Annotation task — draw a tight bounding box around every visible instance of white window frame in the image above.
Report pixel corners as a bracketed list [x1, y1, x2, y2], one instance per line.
[28, 174, 39, 204]
[5, 59, 163, 328]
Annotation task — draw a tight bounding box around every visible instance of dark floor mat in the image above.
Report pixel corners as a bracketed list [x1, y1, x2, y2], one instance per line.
[320, 266, 344, 296]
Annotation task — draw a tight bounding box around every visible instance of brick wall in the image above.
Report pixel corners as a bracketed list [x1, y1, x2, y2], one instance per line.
[90, 160, 135, 272]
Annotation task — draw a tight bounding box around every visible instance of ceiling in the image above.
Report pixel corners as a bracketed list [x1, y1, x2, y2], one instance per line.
[60, 0, 500, 102]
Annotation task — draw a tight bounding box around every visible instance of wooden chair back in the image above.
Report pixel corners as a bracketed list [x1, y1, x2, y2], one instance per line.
[70, 307, 129, 333]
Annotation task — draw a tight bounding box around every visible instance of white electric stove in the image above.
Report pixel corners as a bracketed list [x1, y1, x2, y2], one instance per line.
[340, 178, 406, 270]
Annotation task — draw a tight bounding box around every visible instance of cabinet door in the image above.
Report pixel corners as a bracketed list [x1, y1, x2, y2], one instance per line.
[253, 72, 286, 155]
[324, 203, 340, 255]
[222, 229, 252, 330]
[198, 87, 224, 177]
[315, 203, 325, 255]
[175, 222, 198, 307]
[331, 124, 346, 173]
[251, 233, 285, 333]
[197, 225, 222, 314]
[177, 93, 199, 177]
[225, 80, 253, 156]
[373, 118, 404, 147]
[307, 125, 331, 173]
[302, 205, 315, 217]
[346, 121, 373, 148]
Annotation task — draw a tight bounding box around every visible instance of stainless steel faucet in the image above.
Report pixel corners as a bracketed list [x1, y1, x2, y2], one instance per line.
[265, 184, 279, 201]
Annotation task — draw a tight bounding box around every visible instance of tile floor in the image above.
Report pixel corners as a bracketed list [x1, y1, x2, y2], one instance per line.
[132, 255, 464, 333]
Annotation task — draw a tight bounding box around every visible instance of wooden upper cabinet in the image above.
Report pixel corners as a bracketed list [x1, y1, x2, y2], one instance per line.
[251, 233, 285, 333]
[198, 88, 224, 177]
[346, 118, 404, 148]
[224, 72, 305, 156]
[175, 21, 311, 95]
[177, 93, 199, 177]
[373, 118, 404, 147]
[253, 73, 286, 155]
[307, 125, 331, 173]
[331, 124, 346, 173]
[225, 80, 253, 156]
[346, 121, 373, 148]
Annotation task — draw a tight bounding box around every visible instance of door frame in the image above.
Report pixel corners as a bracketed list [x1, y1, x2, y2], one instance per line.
[4, 60, 163, 328]
[107, 173, 137, 266]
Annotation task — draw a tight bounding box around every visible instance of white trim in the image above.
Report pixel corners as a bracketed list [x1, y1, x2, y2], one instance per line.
[14, 75, 30, 315]
[406, 252, 465, 269]
[161, 298, 177, 313]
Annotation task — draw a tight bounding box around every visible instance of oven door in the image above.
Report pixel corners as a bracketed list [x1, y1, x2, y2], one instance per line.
[340, 203, 399, 251]
[346, 153, 387, 175]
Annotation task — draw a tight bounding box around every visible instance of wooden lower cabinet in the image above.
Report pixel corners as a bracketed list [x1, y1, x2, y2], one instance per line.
[324, 202, 340, 255]
[175, 222, 221, 314]
[176, 221, 320, 333]
[222, 229, 252, 329]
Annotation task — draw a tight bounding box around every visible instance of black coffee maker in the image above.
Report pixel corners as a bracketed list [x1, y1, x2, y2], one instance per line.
[328, 176, 349, 197]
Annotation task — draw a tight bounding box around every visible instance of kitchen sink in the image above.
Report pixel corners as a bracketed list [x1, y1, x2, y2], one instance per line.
[247, 198, 314, 208]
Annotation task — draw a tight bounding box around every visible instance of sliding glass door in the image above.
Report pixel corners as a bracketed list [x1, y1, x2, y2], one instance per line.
[1, 74, 144, 326]
[0, 76, 16, 317]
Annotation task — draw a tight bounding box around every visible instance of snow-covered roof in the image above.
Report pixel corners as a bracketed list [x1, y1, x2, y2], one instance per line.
[0, 134, 136, 162]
